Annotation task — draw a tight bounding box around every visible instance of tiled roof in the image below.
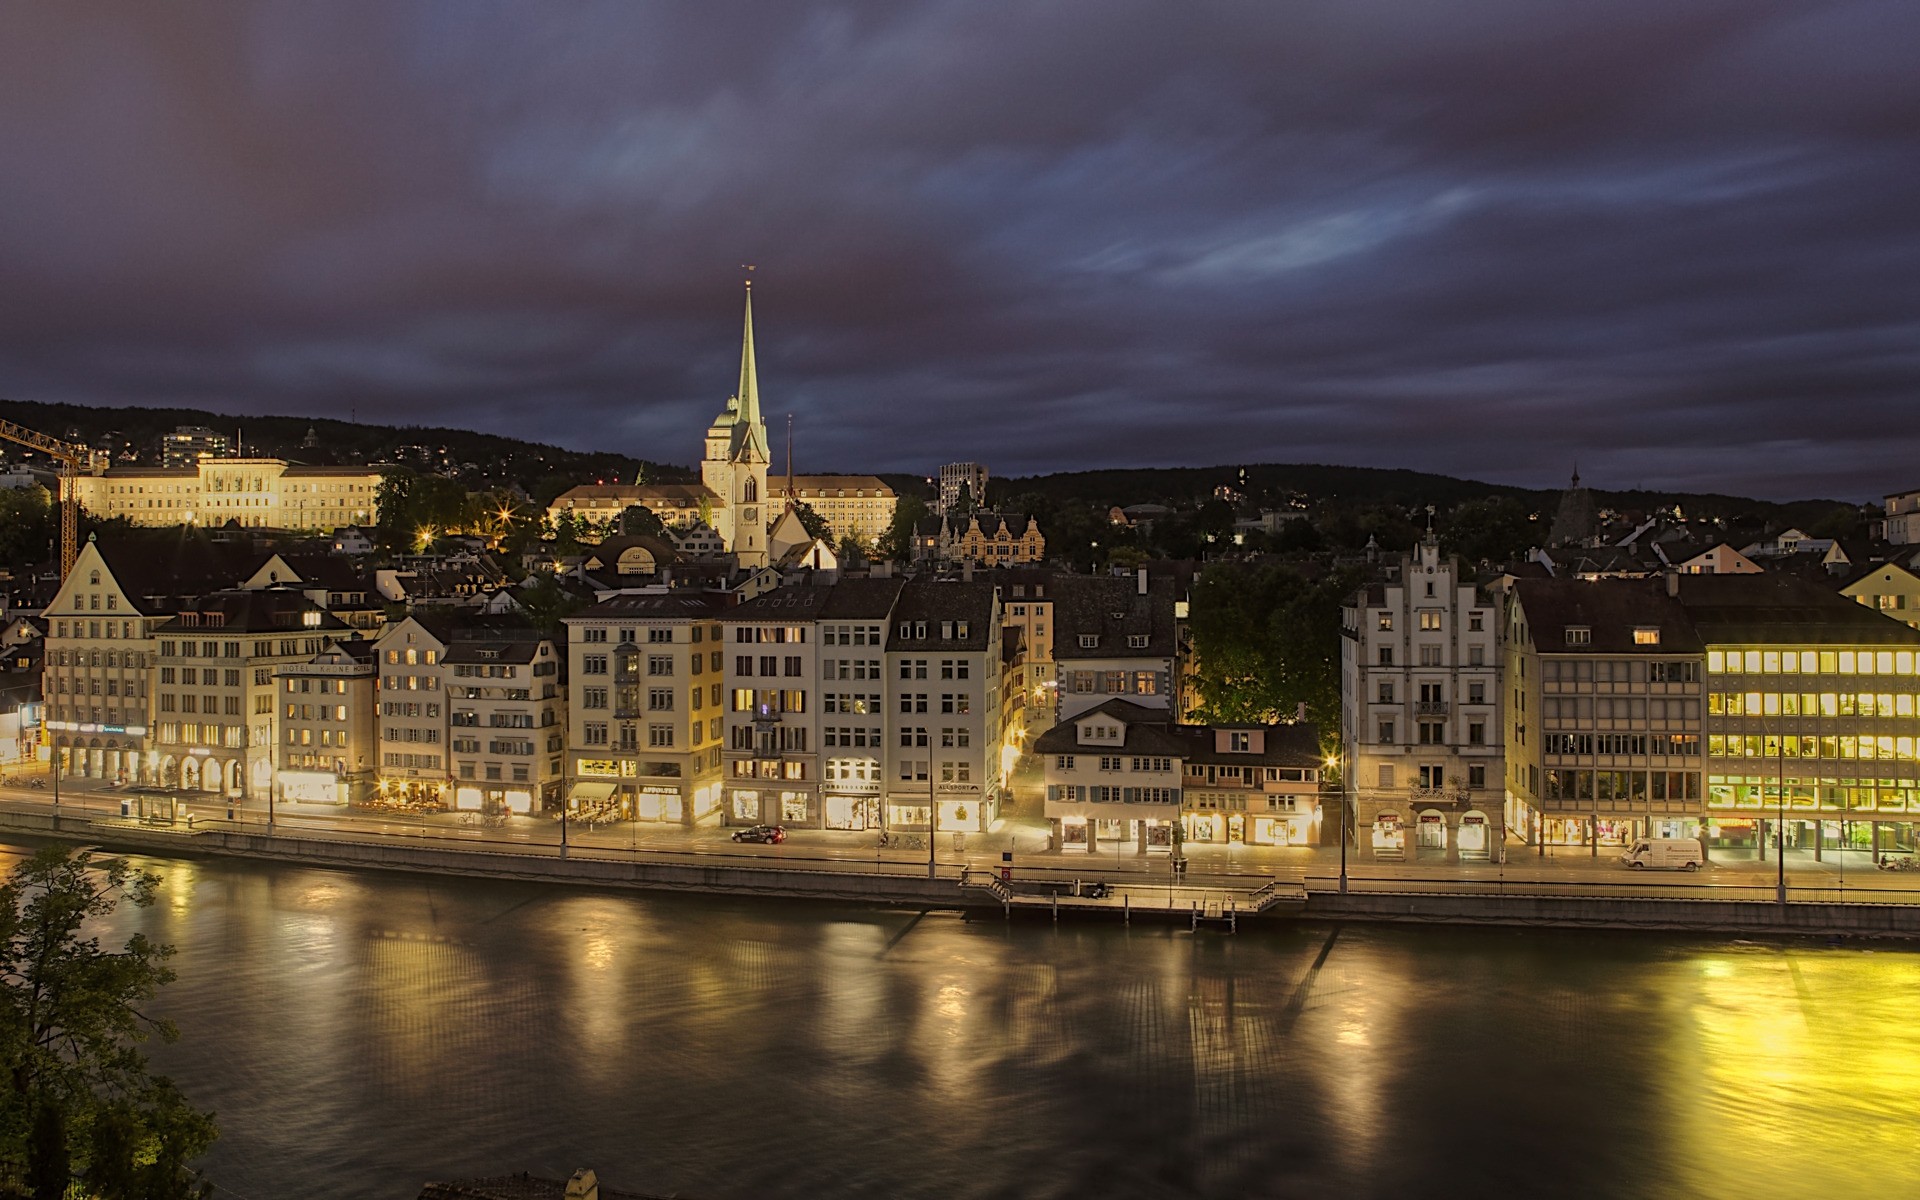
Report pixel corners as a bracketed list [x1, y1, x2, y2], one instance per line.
[1511, 578, 1702, 655]
[1032, 698, 1190, 757]
[885, 579, 999, 650]
[1051, 574, 1177, 660]
[1675, 573, 1920, 646]
[567, 593, 728, 621]
[152, 588, 349, 635]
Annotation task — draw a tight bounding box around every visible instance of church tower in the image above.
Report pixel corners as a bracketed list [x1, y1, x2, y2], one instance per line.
[701, 281, 771, 568]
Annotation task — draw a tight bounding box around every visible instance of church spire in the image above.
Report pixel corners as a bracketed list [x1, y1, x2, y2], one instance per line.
[730, 275, 770, 463]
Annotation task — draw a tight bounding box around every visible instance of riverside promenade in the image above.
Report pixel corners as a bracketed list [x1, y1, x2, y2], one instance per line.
[4, 777, 1920, 937]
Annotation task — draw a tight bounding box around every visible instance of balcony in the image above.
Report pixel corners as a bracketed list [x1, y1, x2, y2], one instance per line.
[1416, 701, 1449, 716]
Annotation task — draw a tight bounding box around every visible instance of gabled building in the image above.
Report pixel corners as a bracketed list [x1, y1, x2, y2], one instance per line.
[1037, 699, 1324, 854]
[42, 536, 261, 784]
[1841, 561, 1920, 631]
[883, 579, 1004, 835]
[1053, 572, 1179, 723]
[563, 592, 728, 826]
[372, 616, 453, 805]
[151, 588, 349, 798]
[445, 630, 566, 814]
[274, 638, 378, 805]
[1339, 534, 1505, 862]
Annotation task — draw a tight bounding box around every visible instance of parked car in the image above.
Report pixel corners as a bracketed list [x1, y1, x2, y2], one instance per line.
[1621, 838, 1705, 871]
[730, 824, 787, 844]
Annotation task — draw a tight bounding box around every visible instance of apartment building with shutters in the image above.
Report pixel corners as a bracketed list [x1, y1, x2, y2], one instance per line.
[445, 632, 566, 814]
[562, 593, 728, 826]
[274, 639, 378, 805]
[373, 616, 451, 805]
[1053, 571, 1179, 724]
[716, 578, 913, 831]
[151, 589, 346, 799]
[884, 579, 1004, 835]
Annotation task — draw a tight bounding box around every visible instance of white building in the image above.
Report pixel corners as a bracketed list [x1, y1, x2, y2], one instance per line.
[372, 616, 451, 806]
[1053, 572, 1179, 723]
[445, 632, 566, 814]
[1339, 534, 1505, 862]
[274, 640, 378, 805]
[883, 579, 1005, 835]
[72, 458, 381, 530]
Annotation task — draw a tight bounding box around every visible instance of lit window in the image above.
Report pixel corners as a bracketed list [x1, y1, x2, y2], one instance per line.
[1632, 628, 1660, 646]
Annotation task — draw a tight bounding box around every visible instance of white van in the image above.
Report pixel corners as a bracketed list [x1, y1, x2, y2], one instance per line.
[1621, 838, 1705, 871]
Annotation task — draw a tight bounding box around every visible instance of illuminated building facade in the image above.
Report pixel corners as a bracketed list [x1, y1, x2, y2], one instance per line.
[563, 593, 727, 826]
[274, 640, 377, 805]
[445, 633, 565, 815]
[41, 541, 163, 783]
[151, 590, 345, 799]
[1504, 572, 1920, 859]
[1339, 534, 1505, 861]
[1689, 574, 1920, 859]
[1038, 698, 1323, 853]
[718, 579, 936, 832]
[1503, 576, 1705, 850]
[72, 458, 381, 530]
[883, 580, 1004, 835]
[373, 617, 450, 805]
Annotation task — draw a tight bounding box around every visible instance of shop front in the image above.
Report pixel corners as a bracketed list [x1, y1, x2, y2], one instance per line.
[279, 769, 341, 805]
[824, 788, 880, 830]
[626, 784, 682, 823]
[1370, 812, 1405, 859]
[1246, 809, 1318, 847]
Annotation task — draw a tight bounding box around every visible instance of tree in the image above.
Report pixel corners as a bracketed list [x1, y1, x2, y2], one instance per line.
[618, 504, 666, 539]
[0, 846, 217, 1198]
[1187, 562, 1361, 751]
[877, 495, 928, 564]
[793, 502, 832, 544]
[0, 487, 53, 572]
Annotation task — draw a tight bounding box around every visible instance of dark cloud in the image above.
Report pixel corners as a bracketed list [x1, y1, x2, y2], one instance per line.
[2, 1, 1916, 499]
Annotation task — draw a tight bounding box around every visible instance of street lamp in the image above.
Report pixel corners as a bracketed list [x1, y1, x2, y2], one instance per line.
[1328, 753, 1347, 894]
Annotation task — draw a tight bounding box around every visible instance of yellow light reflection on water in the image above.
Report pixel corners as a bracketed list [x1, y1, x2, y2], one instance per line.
[1674, 946, 1920, 1200]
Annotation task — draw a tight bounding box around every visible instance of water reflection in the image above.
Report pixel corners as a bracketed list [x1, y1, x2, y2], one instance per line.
[28, 846, 1919, 1200]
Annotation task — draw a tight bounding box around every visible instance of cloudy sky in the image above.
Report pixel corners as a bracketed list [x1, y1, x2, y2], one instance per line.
[2, 2, 1915, 500]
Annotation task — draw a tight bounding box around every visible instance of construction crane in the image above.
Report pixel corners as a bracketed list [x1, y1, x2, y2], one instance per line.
[0, 414, 98, 581]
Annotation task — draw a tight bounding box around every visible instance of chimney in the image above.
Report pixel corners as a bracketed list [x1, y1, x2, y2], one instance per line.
[564, 1169, 599, 1200]
[1295, 701, 1307, 722]
[1665, 570, 1679, 598]
[1136, 567, 1148, 596]
[962, 560, 974, 582]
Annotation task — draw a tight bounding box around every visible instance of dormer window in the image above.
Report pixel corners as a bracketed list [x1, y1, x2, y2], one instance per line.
[1566, 627, 1591, 646]
[1229, 731, 1250, 752]
[1078, 634, 1098, 649]
[1632, 627, 1660, 646]
[1127, 634, 1148, 649]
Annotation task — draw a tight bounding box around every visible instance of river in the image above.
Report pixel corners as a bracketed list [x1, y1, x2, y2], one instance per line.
[15, 843, 1919, 1199]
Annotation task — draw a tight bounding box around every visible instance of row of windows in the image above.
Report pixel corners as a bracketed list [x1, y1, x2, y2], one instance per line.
[48, 648, 146, 667]
[1372, 764, 1488, 790]
[1542, 769, 1702, 801]
[1543, 659, 1699, 683]
[1710, 649, 1917, 676]
[1375, 610, 1488, 632]
[1543, 697, 1700, 721]
[285, 704, 351, 722]
[1377, 720, 1488, 745]
[158, 694, 241, 715]
[1709, 734, 1918, 763]
[824, 693, 882, 714]
[1709, 692, 1917, 718]
[896, 693, 971, 715]
[1376, 646, 1489, 666]
[579, 626, 696, 644]
[1049, 785, 1180, 804]
[735, 655, 804, 678]
[1543, 733, 1701, 756]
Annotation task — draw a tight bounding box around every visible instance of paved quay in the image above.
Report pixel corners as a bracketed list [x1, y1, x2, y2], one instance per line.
[5, 777, 1919, 936]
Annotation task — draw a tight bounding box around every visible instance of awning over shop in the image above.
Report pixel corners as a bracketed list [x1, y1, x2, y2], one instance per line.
[569, 781, 616, 805]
